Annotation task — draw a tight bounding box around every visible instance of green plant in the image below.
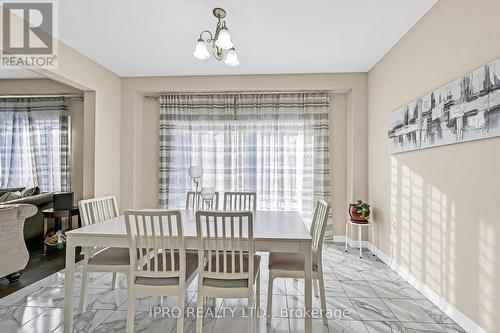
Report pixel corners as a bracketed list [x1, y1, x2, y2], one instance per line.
[353, 200, 370, 219]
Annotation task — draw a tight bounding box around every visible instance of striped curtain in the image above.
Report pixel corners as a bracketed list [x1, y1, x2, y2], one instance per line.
[159, 93, 331, 224]
[0, 97, 70, 192]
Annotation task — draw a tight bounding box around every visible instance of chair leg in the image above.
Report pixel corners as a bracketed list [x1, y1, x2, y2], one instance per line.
[78, 248, 90, 314]
[314, 279, 319, 298]
[126, 287, 135, 333]
[248, 283, 254, 318]
[255, 270, 261, 310]
[196, 292, 204, 333]
[177, 290, 185, 333]
[266, 273, 274, 324]
[318, 269, 328, 326]
[112, 272, 117, 290]
[345, 222, 349, 252]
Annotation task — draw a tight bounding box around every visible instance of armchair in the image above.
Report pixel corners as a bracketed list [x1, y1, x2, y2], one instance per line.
[0, 204, 37, 283]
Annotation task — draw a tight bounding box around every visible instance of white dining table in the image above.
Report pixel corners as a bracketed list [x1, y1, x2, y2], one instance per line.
[63, 210, 313, 333]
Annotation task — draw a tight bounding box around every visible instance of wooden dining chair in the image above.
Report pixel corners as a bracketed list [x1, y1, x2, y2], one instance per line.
[195, 210, 261, 333]
[223, 191, 257, 211]
[78, 196, 130, 314]
[186, 191, 219, 210]
[124, 210, 198, 333]
[266, 198, 331, 325]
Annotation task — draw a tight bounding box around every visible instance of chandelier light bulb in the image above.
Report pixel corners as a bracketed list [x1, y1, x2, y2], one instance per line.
[215, 27, 233, 50]
[224, 48, 239, 67]
[193, 39, 210, 60]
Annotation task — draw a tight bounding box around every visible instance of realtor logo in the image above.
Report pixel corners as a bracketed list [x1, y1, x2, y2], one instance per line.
[1, 0, 58, 68]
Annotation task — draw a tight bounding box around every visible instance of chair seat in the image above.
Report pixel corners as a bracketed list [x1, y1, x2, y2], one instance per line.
[202, 253, 261, 288]
[136, 251, 198, 286]
[88, 247, 130, 266]
[268, 252, 318, 272]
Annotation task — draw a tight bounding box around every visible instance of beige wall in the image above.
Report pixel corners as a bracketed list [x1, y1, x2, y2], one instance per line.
[368, 0, 500, 331]
[121, 74, 368, 237]
[0, 79, 84, 202]
[33, 41, 122, 202]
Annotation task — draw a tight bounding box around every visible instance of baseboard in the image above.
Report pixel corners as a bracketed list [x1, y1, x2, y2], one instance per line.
[365, 242, 487, 333]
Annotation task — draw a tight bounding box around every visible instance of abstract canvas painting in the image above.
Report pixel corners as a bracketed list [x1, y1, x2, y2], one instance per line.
[388, 58, 500, 153]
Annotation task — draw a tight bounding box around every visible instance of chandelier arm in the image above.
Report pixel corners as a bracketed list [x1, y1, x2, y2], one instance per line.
[199, 30, 214, 43]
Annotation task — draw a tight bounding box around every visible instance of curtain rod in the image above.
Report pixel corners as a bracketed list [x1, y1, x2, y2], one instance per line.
[144, 90, 335, 98]
[0, 94, 83, 99]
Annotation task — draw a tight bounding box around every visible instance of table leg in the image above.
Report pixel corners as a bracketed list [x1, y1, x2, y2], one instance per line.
[304, 244, 312, 333]
[64, 235, 75, 333]
[43, 216, 48, 255]
[68, 212, 73, 230]
[358, 225, 362, 258]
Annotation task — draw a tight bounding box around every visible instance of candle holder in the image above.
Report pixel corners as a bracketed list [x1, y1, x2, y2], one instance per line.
[188, 165, 203, 208]
[201, 187, 215, 210]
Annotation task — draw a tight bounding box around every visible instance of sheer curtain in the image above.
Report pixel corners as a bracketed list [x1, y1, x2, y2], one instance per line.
[0, 97, 70, 192]
[159, 93, 331, 223]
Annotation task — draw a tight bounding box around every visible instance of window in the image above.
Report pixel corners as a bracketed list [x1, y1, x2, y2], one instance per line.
[0, 97, 70, 192]
[159, 93, 331, 222]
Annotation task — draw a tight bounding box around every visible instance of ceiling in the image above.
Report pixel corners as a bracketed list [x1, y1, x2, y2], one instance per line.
[12, 0, 439, 78]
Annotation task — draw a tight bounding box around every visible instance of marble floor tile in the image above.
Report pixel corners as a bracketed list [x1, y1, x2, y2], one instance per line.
[323, 278, 348, 298]
[260, 294, 288, 318]
[340, 281, 379, 298]
[90, 310, 149, 333]
[0, 305, 50, 333]
[71, 309, 114, 333]
[289, 318, 329, 333]
[333, 268, 365, 281]
[383, 299, 435, 323]
[11, 307, 64, 333]
[261, 278, 287, 295]
[369, 281, 412, 299]
[328, 320, 369, 333]
[350, 298, 397, 321]
[324, 297, 360, 321]
[440, 324, 466, 333]
[359, 269, 402, 282]
[0, 242, 464, 333]
[402, 322, 446, 333]
[412, 300, 454, 324]
[394, 282, 426, 300]
[363, 320, 408, 333]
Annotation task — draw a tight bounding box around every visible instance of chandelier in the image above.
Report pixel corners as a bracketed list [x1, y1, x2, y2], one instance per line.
[193, 8, 239, 67]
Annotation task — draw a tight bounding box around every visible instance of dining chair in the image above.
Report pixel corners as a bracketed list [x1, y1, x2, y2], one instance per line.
[266, 198, 330, 325]
[124, 210, 198, 333]
[223, 191, 257, 211]
[78, 196, 130, 314]
[195, 210, 261, 333]
[186, 191, 220, 210]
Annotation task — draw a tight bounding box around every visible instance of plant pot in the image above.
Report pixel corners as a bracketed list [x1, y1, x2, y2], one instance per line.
[349, 204, 369, 224]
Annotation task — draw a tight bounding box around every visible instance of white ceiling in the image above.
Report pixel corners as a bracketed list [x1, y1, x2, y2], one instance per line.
[57, 0, 435, 77]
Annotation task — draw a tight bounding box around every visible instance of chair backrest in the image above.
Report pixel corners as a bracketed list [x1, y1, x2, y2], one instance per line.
[125, 210, 185, 279]
[79, 196, 119, 227]
[186, 191, 219, 210]
[223, 192, 256, 211]
[195, 210, 254, 281]
[310, 198, 330, 258]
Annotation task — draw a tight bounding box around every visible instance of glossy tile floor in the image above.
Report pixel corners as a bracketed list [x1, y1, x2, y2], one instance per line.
[0, 242, 465, 333]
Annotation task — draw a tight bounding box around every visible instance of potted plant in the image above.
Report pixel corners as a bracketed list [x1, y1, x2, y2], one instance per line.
[349, 200, 370, 224]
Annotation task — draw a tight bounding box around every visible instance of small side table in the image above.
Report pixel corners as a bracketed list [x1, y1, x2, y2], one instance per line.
[42, 207, 80, 254]
[344, 219, 375, 258]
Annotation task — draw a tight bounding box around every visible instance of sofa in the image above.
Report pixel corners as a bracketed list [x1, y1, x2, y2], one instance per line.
[0, 187, 54, 240]
[0, 204, 37, 283]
